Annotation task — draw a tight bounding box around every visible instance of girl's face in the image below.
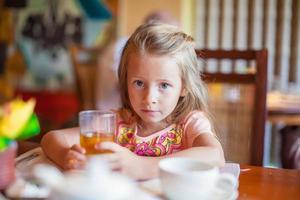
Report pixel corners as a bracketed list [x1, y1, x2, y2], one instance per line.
[127, 53, 185, 128]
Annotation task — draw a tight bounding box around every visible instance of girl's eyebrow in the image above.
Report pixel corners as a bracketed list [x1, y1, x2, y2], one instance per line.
[158, 78, 173, 82]
[129, 76, 144, 79]
[128, 76, 174, 83]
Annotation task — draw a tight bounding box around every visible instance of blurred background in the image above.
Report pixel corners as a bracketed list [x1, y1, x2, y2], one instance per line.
[0, 0, 299, 168]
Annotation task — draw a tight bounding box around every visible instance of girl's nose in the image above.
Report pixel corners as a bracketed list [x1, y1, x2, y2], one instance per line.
[143, 88, 158, 105]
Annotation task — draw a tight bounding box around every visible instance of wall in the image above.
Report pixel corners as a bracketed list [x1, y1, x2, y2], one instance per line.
[118, 0, 195, 37]
[195, 0, 300, 92]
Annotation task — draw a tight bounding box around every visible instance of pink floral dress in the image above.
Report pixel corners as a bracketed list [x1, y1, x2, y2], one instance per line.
[115, 111, 213, 157]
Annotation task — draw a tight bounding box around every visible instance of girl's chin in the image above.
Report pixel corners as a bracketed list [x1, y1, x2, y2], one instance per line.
[139, 113, 159, 122]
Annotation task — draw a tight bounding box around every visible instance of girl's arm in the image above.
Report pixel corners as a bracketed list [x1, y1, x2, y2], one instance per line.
[99, 133, 224, 180]
[166, 133, 225, 165]
[41, 127, 83, 169]
[141, 133, 224, 179]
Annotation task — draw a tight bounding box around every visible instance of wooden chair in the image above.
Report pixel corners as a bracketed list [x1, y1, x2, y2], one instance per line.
[69, 41, 119, 111]
[195, 49, 268, 166]
[69, 44, 100, 110]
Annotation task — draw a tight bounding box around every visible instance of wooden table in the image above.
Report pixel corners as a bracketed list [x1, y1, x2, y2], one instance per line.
[238, 165, 300, 199]
[267, 92, 300, 125]
[3, 155, 300, 200]
[267, 92, 300, 167]
[268, 107, 300, 125]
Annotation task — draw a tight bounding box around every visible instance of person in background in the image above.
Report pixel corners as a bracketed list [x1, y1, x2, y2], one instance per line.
[41, 23, 225, 180]
[95, 10, 180, 111]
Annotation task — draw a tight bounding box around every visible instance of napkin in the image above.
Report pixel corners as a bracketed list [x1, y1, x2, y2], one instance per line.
[15, 147, 58, 178]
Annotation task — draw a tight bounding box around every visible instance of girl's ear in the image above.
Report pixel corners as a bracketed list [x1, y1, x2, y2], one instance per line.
[180, 87, 187, 97]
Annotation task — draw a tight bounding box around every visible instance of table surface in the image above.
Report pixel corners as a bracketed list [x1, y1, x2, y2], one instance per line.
[5, 148, 300, 200]
[238, 165, 300, 200]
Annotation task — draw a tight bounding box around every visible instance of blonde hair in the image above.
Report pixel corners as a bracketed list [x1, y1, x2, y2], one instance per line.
[118, 23, 209, 123]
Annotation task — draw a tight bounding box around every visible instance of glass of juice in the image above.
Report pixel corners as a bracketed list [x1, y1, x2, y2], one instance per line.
[79, 110, 116, 155]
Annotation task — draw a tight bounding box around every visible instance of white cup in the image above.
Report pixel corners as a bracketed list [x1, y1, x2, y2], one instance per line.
[159, 158, 238, 200]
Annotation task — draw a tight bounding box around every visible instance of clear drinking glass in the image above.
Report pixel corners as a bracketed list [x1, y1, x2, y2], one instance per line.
[79, 110, 116, 155]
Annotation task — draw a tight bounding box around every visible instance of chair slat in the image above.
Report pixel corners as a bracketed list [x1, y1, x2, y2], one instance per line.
[196, 49, 257, 60]
[202, 73, 255, 84]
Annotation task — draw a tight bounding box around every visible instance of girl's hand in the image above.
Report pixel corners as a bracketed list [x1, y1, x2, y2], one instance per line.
[96, 142, 151, 180]
[63, 144, 87, 170]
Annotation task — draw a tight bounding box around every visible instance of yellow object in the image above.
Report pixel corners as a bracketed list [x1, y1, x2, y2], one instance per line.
[0, 98, 36, 139]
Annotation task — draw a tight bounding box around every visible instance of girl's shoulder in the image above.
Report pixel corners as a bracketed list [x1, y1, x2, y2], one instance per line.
[181, 110, 213, 134]
[180, 110, 214, 148]
[181, 110, 209, 124]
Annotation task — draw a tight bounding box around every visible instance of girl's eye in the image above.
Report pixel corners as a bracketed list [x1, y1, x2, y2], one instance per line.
[160, 82, 170, 89]
[133, 80, 144, 88]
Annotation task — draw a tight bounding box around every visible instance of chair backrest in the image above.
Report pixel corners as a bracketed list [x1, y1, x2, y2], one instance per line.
[69, 44, 99, 110]
[195, 49, 268, 166]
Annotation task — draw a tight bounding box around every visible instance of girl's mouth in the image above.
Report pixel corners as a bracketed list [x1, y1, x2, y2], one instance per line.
[141, 109, 159, 113]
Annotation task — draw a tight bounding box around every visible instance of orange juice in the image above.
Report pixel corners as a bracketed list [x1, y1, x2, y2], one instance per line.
[80, 132, 114, 154]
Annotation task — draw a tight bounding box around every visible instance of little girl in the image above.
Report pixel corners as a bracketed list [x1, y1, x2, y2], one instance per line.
[41, 23, 225, 180]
